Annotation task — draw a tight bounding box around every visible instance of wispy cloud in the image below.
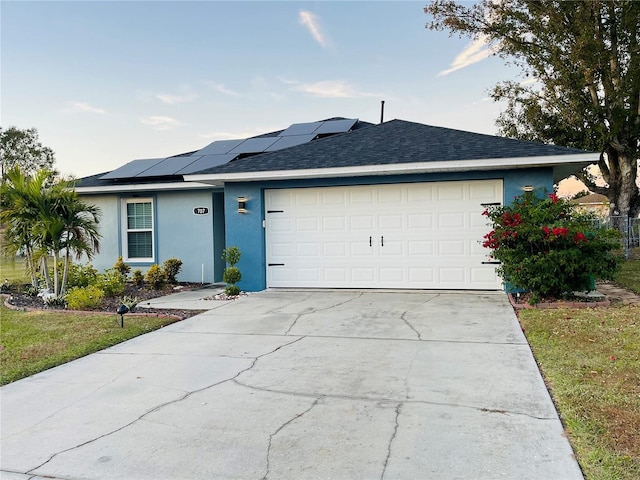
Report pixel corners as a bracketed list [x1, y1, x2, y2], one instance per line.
[299, 10, 331, 49]
[437, 35, 494, 76]
[156, 92, 196, 105]
[205, 81, 241, 97]
[139, 116, 181, 131]
[280, 77, 380, 98]
[64, 101, 106, 114]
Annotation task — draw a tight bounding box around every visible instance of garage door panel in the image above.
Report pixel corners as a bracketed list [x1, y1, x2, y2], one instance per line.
[352, 268, 375, 282]
[408, 213, 433, 229]
[437, 183, 465, 201]
[408, 240, 434, 256]
[379, 215, 403, 230]
[322, 216, 347, 231]
[266, 180, 502, 289]
[295, 217, 319, 231]
[438, 240, 466, 256]
[409, 268, 435, 283]
[323, 243, 346, 256]
[470, 181, 501, 199]
[296, 243, 319, 257]
[350, 216, 374, 230]
[321, 190, 346, 205]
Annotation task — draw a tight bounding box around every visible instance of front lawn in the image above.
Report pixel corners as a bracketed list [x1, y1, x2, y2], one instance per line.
[613, 259, 640, 294]
[0, 304, 181, 385]
[519, 306, 640, 480]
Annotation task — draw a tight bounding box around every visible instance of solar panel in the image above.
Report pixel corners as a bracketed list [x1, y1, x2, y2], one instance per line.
[137, 156, 203, 177]
[265, 134, 318, 151]
[279, 121, 323, 136]
[175, 154, 237, 174]
[314, 118, 357, 135]
[228, 137, 279, 154]
[100, 158, 165, 180]
[196, 139, 245, 155]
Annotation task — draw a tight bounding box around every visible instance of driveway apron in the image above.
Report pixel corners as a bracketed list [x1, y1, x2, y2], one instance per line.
[0, 290, 583, 480]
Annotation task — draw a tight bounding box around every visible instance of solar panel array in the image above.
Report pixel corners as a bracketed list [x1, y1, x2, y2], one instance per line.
[100, 118, 357, 180]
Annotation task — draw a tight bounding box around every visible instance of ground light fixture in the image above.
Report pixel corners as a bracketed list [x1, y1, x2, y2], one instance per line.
[237, 196, 247, 213]
[116, 304, 129, 328]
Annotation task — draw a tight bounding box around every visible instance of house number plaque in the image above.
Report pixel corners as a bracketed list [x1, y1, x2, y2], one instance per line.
[193, 207, 209, 215]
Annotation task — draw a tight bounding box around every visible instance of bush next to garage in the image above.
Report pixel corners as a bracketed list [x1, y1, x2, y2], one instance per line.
[482, 191, 620, 303]
[222, 247, 242, 296]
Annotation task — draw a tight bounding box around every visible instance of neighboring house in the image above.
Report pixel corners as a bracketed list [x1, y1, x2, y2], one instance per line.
[76, 117, 596, 292]
[571, 193, 610, 219]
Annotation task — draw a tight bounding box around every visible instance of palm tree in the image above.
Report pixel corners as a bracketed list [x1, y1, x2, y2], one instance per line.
[1, 167, 101, 296]
[35, 179, 101, 296]
[0, 167, 55, 287]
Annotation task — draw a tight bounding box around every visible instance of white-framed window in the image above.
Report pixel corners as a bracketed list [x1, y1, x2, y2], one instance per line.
[122, 198, 154, 262]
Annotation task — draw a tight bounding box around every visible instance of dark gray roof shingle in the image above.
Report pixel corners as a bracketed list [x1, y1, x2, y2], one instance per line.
[193, 119, 587, 175]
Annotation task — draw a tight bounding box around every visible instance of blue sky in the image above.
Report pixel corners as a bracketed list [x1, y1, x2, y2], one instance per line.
[2, 1, 526, 180]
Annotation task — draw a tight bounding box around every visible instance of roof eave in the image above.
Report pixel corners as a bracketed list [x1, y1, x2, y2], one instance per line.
[185, 153, 598, 185]
[75, 181, 218, 195]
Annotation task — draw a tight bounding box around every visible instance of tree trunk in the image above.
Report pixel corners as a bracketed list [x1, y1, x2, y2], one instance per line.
[24, 245, 38, 287]
[61, 249, 70, 296]
[41, 257, 52, 291]
[52, 252, 60, 296]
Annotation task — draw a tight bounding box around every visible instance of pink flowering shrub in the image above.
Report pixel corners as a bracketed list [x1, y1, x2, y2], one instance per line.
[483, 191, 620, 302]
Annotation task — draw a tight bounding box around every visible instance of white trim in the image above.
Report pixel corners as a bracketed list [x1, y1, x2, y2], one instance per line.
[76, 181, 216, 194]
[185, 153, 598, 184]
[121, 198, 154, 263]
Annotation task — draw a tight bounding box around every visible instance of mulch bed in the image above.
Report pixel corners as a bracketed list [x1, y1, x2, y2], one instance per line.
[4, 283, 208, 320]
[508, 291, 610, 309]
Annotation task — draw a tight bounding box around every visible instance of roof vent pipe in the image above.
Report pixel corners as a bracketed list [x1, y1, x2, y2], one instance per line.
[380, 100, 385, 124]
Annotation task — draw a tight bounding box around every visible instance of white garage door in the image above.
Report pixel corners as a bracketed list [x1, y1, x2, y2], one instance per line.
[265, 180, 502, 289]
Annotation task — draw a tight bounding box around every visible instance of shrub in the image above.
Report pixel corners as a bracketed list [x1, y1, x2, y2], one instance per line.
[483, 190, 620, 303]
[222, 247, 242, 295]
[65, 262, 99, 289]
[145, 264, 166, 290]
[132, 269, 144, 287]
[66, 286, 104, 310]
[222, 266, 241, 285]
[95, 268, 126, 297]
[225, 285, 241, 296]
[162, 258, 183, 284]
[113, 256, 131, 278]
[44, 295, 67, 308]
[119, 295, 140, 312]
[222, 247, 241, 267]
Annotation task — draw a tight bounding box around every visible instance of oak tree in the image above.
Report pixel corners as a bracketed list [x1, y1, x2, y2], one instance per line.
[0, 127, 55, 180]
[425, 0, 640, 218]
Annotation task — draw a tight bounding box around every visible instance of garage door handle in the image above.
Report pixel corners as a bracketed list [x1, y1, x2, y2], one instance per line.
[369, 236, 372, 247]
[381, 236, 384, 247]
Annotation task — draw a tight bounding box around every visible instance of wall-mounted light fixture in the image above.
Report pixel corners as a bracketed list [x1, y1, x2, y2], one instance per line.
[523, 185, 534, 192]
[237, 196, 247, 213]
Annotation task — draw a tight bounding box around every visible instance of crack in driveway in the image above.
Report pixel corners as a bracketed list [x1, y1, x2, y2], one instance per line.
[284, 292, 365, 335]
[380, 403, 402, 480]
[261, 397, 321, 480]
[25, 336, 305, 476]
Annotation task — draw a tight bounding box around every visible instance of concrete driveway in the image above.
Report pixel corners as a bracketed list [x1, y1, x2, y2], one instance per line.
[1, 290, 582, 480]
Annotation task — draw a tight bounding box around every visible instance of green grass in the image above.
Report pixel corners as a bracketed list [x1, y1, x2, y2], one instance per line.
[519, 306, 640, 480]
[613, 259, 640, 295]
[0, 304, 181, 385]
[0, 255, 29, 284]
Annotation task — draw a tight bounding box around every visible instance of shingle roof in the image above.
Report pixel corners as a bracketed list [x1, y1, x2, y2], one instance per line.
[194, 119, 588, 175]
[76, 118, 591, 189]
